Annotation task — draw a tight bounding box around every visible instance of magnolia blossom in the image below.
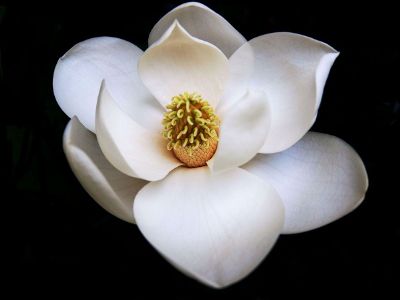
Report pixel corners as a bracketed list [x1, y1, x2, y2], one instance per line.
[53, 2, 368, 288]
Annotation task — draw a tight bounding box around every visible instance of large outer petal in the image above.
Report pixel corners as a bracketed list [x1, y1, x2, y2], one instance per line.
[242, 132, 368, 234]
[134, 167, 284, 288]
[63, 117, 147, 223]
[95, 83, 181, 181]
[53, 37, 163, 132]
[148, 2, 246, 57]
[220, 32, 339, 153]
[208, 90, 270, 173]
[139, 21, 229, 108]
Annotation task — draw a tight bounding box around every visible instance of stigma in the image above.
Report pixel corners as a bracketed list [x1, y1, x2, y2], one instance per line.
[162, 92, 219, 167]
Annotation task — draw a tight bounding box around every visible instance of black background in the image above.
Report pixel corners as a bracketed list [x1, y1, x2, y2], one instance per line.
[2, 1, 399, 298]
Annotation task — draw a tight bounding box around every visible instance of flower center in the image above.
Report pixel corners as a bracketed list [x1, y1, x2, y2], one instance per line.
[162, 92, 219, 167]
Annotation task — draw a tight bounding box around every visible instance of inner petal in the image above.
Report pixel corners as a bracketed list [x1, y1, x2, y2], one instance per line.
[162, 92, 220, 167]
[138, 20, 229, 108]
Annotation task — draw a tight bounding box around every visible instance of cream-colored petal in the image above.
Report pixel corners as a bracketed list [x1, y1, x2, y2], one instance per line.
[149, 2, 246, 57]
[63, 117, 147, 223]
[208, 90, 270, 173]
[134, 167, 284, 288]
[95, 82, 181, 181]
[220, 32, 339, 153]
[53, 36, 163, 132]
[139, 21, 229, 108]
[242, 132, 368, 234]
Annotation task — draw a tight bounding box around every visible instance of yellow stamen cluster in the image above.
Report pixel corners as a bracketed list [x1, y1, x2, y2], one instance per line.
[162, 92, 219, 167]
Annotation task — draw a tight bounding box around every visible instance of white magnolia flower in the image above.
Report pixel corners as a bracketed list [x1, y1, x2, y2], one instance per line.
[53, 2, 368, 288]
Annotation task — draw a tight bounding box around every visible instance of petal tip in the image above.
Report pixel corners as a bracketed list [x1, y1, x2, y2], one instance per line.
[63, 115, 84, 149]
[147, 19, 189, 50]
[148, 1, 244, 57]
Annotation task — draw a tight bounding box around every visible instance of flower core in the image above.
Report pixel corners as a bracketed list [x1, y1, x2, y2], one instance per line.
[162, 92, 219, 167]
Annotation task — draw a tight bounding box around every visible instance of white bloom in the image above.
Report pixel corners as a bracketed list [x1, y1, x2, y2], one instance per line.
[53, 2, 368, 288]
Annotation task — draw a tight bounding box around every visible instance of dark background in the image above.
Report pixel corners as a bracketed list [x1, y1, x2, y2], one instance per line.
[2, 1, 399, 298]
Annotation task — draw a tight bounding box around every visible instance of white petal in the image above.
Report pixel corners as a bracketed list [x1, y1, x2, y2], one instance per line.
[208, 90, 270, 173]
[95, 82, 181, 181]
[314, 52, 339, 111]
[53, 36, 163, 132]
[134, 167, 284, 288]
[139, 21, 229, 108]
[221, 32, 339, 153]
[63, 117, 147, 223]
[149, 2, 246, 57]
[242, 132, 368, 234]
